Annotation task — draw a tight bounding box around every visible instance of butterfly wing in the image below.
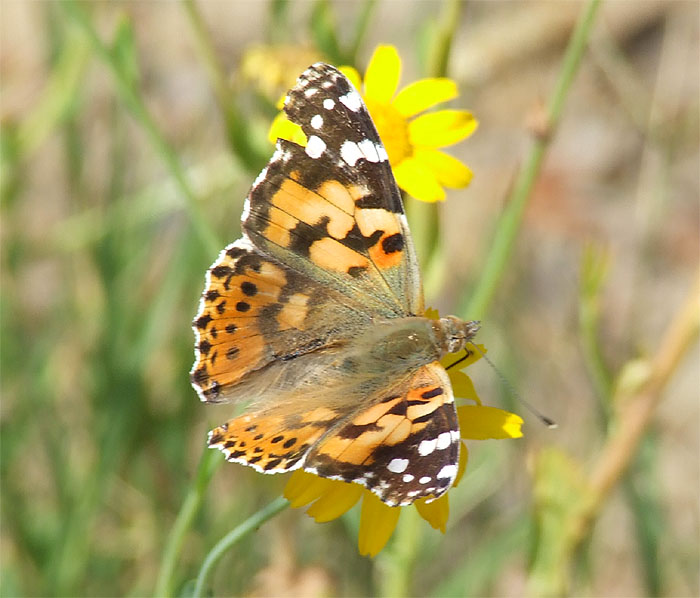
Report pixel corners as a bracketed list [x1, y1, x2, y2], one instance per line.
[208, 361, 461, 506]
[303, 361, 460, 505]
[191, 237, 374, 403]
[244, 63, 423, 317]
[192, 63, 424, 402]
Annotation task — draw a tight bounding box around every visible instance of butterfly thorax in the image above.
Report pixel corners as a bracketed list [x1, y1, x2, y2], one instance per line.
[345, 316, 480, 377]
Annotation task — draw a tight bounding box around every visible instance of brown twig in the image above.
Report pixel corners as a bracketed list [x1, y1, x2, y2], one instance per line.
[571, 274, 700, 547]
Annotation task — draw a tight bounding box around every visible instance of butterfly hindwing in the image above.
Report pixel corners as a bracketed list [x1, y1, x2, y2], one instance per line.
[304, 361, 460, 506]
[208, 405, 346, 474]
[206, 361, 460, 505]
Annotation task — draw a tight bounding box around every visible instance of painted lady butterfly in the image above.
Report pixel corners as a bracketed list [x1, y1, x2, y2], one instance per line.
[191, 63, 479, 506]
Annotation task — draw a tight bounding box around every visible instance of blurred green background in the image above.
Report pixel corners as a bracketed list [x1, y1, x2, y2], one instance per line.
[1, 1, 698, 596]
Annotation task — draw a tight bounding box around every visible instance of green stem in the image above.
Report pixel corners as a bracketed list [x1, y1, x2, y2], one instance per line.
[427, 0, 461, 79]
[462, 0, 602, 320]
[193, 496, 290, 597]
[408, 0, 463, 301]
[347, 0, 377, 66]
[578, 244, 613, 419]
[182, 0, 267, 173]
[155, 449, 221, 597]
[377, 507, 422, 598]
[61, 1, 220, 256]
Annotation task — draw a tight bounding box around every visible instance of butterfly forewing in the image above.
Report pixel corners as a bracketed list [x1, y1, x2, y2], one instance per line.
[244, 63, 423, 316]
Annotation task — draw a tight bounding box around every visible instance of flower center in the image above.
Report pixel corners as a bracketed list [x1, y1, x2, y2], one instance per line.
[365, 99, 411, 166]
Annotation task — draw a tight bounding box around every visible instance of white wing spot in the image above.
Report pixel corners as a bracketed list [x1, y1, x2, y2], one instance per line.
[376, 144, 389, 162]
[339, 90, 362, 112]
[305, 135, 326, 159]
[387, 458, 409, 473]
[436, 431, 452, 450]
[418, 438, 437, 456]
[241, 197, 251, 222]
[419, 476, 432, 484]
[323, 98, 335, 110]
[310, 114, 324, 129]
[402, 474, 415, 483]
[437, 464, 458, 480]
[304, 87, 319, 98]
[357, 138, 379, 162]
[340, 140, 364, 167]
[251, 166, 268, 190]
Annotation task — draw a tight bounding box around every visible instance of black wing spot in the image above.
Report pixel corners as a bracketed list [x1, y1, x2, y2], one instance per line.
[211, 265, 233, 278]
[421, 387, 443, 400]
[226, 347, 239, 360]
[226, 323, 237, 334]
[235, 301, 250, 312]
[195, 314, 212, 329]
[264, 458, 283, 470]
[241, 281, 258, 296]
[347, 265, 368, 277]
[382, 233, 404, 254]
[192, 367, 209, 385]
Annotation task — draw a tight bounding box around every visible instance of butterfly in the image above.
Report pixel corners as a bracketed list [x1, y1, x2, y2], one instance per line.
[191, 63, 479, 506]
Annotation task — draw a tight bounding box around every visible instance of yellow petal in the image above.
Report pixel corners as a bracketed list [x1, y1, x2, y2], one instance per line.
[409, 110, 478, 148]
[414, 148, 473, 189]
[458, 406, 524, 440]
[268, 112, 306, 146]
[393, 157, 445, 203]
[283, 470, 332, 508]
[306, 481, 363, 522]
[452, 443, 469, 487]
[364, 45, 401, 104]
[339, 66, 362, 91]
[458, 343, 487, 369]
[448, 370, 481, 404]
[393, 78, 458, 118]
[358, 491, 401, 557]
[415, 494, 449, 532]
[424, 307, 439, 320]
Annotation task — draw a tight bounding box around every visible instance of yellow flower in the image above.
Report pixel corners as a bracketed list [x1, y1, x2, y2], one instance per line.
[283, 342, 523, 557]
[269, 45, 478, 203]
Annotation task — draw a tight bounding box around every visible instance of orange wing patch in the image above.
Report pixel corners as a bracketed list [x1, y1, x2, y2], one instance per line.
[208, 406, 344, 473]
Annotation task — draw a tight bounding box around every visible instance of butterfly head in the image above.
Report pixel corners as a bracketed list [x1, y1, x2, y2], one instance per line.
[434, 316, 480, 356]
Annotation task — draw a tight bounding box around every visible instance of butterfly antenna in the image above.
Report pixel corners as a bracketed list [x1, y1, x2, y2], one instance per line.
[468, 343, 558, 429]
